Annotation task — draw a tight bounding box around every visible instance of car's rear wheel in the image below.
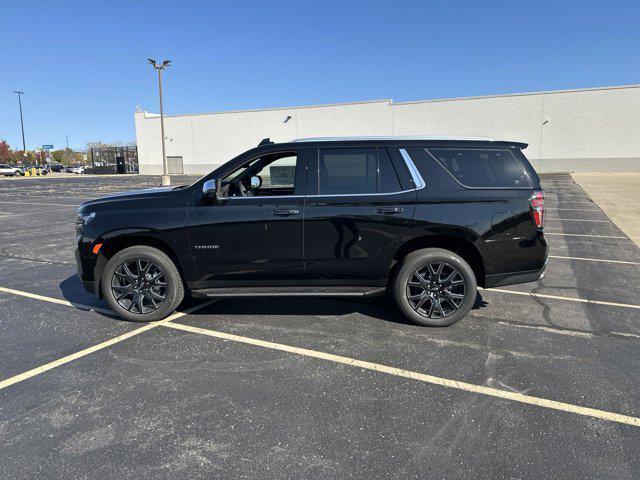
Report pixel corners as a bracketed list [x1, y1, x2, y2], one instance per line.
[102, 246, 184, 322]
[394, 248, 477, 326]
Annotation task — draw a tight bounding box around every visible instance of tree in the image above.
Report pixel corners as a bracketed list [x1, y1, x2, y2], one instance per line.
[0, 140, 13, 162]
[50, 148, 75, 165]
[51, 150, 65, 163]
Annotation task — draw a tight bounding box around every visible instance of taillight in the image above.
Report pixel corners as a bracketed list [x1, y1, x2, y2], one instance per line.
[530, 190, 545, 229]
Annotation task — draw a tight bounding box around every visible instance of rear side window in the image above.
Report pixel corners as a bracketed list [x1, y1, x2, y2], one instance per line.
[427, 148, 530, 188]
[318, 148, 402, 195]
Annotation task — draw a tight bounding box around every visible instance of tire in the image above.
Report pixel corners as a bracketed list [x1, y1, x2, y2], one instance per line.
[394, 248, 477, 327]
[101, 246, 184, 322]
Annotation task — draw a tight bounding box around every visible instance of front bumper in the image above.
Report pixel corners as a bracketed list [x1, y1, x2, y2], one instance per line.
[75, 247, 99, 294]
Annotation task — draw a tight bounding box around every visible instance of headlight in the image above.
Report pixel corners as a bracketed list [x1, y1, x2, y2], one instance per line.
[75, 211, 95, 232]
[78, 211, 96, 225]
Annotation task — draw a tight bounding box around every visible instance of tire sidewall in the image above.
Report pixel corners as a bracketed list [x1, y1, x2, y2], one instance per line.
[102, 246, 183, 322]
[395, 249, 477, 327]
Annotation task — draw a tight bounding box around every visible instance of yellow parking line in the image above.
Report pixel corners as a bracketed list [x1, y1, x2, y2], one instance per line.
[545, 218, 611, 223]
[2, 285, 640, 426]
[480, 287, 640, 310]
[163, 322, 640, 428]
[545, 232, 628, 239]
[549, 255, 640, 266]
[0, 286, 113, 315]
[548, 208, 601, 212]
[0, 291, 216, 390]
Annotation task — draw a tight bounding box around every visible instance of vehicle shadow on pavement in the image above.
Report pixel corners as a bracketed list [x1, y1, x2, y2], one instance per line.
[58, 274, 119, 319]
[180, 291, 490, 327]
[473, 292, 488, 310]
[59, 274, 489, 326]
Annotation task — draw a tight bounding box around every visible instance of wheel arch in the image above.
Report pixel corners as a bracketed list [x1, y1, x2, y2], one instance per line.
[95, 232, 187, 299]
[389, 233, 486, 288]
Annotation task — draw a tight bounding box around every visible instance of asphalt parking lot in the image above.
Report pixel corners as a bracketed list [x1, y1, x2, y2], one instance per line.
[1, 173, 639, 479]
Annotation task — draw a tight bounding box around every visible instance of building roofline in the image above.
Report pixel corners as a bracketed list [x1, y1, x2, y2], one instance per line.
[137, 83, 640, 118]
[140, 98, 392, 119]
[393, 83, 640, 106]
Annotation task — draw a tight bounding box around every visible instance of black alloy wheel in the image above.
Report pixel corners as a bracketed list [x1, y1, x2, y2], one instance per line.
[405, 262, 466, 319]
[111, 258, 167, 314]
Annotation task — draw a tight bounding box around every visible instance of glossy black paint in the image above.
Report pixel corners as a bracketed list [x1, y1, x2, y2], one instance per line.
[406, 146, 546, 283]
[75, 139, 547, 296]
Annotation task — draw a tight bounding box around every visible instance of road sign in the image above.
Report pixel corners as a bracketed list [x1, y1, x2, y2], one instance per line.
[42, 144, 54, 149]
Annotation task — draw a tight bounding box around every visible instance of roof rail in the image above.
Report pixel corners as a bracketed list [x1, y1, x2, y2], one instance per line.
[291, 136, 494, 142]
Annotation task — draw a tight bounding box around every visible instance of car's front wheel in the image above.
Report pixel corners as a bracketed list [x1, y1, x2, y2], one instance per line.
[394, 248, 477, 327]
[102, 246, 184, 322]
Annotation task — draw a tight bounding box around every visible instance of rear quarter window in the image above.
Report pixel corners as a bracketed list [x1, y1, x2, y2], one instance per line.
[427, 148, 531, 188]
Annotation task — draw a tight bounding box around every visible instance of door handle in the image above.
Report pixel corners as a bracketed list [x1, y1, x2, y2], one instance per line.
[272, 208, 300, 216]
[376, 207, 404, 214]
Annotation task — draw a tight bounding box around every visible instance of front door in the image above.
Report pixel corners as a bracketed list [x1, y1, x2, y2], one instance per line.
[188, 149, 307, 288]
[304, 146, 416, 286]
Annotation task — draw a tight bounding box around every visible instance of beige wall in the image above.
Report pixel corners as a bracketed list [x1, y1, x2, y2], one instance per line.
[135, 85, 640, 175]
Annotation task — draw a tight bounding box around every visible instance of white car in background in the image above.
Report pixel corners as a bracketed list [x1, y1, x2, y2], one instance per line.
[0, 164, 24, 176]
[71, 165, 87, 174]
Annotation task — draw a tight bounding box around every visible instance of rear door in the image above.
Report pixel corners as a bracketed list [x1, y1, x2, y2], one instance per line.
[304, 146, 417, 286]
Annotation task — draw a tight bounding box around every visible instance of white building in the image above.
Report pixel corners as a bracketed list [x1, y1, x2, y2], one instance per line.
[135, 84, 640, 175]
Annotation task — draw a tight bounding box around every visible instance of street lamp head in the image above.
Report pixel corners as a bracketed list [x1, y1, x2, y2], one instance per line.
[147, 58, 157, 67]
[14, 90, 25, 95]
[162, 60, 172, 67]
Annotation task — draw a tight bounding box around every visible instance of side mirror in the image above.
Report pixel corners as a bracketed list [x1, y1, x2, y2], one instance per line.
[202, 178, 218, 197]
[250, 175, 262, 189]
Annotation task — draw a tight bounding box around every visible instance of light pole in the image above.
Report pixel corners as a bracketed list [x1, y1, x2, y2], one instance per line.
[65, 135, 70, 164]
[147, 58, 172, 186]
[13, 91, 26, 158]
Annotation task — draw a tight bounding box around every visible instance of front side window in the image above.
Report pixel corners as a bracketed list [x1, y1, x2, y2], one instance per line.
[221, 151, 298, 197]
[427, 148, 530, 188]
[255, 155, 297, 189]
[318, 148, 401, 195]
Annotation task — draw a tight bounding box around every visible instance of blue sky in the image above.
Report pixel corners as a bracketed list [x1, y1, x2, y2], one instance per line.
[1, 0, 638, 150]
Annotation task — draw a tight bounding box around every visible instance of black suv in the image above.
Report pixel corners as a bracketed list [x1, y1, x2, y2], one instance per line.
[75, 137, 547, 326]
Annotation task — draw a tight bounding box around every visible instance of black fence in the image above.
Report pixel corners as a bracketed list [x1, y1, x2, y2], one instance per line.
[88, 146, 138, 174]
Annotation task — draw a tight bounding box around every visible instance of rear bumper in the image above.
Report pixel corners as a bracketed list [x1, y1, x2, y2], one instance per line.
[484, 258, 547, 288]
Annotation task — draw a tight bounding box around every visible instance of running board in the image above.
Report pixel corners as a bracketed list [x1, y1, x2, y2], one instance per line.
[190, 286, 387, 298]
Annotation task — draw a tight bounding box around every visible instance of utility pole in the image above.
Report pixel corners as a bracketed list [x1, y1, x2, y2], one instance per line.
[147, 59, 172, 186]
[13, 91, 26, 158]
[66, 135, 70, 164]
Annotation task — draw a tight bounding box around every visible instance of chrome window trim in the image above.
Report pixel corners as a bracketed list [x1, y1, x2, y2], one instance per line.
[216, 147, 426, 200]
[399, 149, 426, 190]
[218, 189, 417, 200]
[217, 194, 304, 200]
